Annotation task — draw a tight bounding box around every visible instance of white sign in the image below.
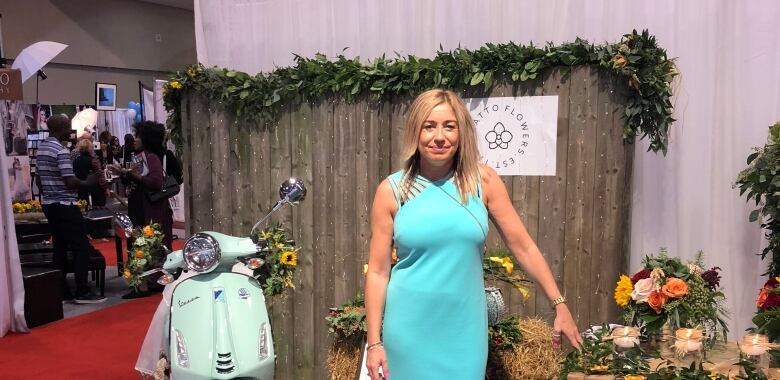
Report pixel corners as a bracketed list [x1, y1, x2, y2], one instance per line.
[465, 96, 558, 176]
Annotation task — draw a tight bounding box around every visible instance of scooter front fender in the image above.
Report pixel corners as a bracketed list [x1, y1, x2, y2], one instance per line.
[168, 272, 274, 379]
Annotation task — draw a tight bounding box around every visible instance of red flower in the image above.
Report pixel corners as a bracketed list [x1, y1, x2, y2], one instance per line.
[631, 269, 651, 283]
[701, 267, 721, 289]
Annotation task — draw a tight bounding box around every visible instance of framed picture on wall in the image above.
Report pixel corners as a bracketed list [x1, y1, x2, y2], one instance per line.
[95, 83, 117, 111]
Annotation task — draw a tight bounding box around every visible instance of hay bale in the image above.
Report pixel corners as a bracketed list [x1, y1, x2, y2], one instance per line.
[490, 317, 564, 380]
[327, 335, 364, 380]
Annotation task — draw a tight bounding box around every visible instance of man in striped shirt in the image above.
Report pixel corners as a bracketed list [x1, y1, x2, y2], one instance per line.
[38, 115, 106, 304]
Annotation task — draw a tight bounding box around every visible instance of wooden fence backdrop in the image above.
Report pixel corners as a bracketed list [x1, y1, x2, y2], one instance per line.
[180, 66, 633, 379]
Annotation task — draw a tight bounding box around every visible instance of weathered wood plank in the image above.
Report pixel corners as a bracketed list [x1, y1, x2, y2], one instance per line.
[210, 105, 233, 234]
[389, 98, 408, 171]
[180, 95, 194, 237]
[188, 95, 213, 232]
[332, 102, 358, 305]
[311, 101, 336, 380]
[563, 66, 600, 329]
[535, 68, 570, 322]
[290, 101, 315, 380]
[268, 106, 294, 380]
[229, 121, 252, 237]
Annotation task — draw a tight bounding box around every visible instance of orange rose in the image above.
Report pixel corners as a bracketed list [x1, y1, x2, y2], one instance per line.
[135, 250, 145, 259]
[614, 55, 627, 68]
[647, 290, 667, 314]
[662, 278, 689, 298]
[757, 288, 769, 308]
[143, 226, 154, 238]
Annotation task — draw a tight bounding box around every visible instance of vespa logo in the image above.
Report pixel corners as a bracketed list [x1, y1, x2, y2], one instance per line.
[238, 288, 250, 299]
[178, 296, 200, 308]
[214, 288, 225, 302]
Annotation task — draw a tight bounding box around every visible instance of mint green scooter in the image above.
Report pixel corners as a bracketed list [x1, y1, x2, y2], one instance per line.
[117, 178, 306, 379]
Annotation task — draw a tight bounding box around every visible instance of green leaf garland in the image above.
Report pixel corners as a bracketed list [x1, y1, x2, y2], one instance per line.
[164, 29, 676, 154]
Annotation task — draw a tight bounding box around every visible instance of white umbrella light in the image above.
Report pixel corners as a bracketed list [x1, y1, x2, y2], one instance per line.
[11, 41, 68, 83]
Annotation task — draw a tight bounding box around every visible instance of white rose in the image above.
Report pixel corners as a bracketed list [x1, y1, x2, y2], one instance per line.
[631, 278, 655, 304]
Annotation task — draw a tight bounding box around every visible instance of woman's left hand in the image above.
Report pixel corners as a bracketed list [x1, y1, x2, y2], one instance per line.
[552, 304, 582, 349]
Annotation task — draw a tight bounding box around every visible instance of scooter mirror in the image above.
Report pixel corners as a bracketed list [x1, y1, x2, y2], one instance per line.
[113, 213, 134, 239]
[279, 178, 306, 204]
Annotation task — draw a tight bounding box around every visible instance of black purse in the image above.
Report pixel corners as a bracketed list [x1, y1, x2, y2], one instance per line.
[145, 154, 181, 203]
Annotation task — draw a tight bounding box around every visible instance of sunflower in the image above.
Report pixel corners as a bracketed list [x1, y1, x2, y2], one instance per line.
[135, 250, 146, 259]
[614, 275, 633, 307]
[143, 226, 154, 237]
[280, 251, 297, 266]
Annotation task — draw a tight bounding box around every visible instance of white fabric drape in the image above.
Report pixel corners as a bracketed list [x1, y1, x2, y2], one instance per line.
[195, 0, 780, 338]
[142, 88, 155, 122]
[97, 109, 135, 140]
[0, 126, 29, 337]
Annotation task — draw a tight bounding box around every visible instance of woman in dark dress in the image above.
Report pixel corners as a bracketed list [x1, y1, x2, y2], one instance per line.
[116, 121, 173, 249]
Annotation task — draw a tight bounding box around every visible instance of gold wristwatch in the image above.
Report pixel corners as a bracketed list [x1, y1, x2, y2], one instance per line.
[551, 296, 566, 308]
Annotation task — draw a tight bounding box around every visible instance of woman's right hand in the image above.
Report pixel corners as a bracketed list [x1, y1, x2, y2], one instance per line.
[366, 345, 389, 380]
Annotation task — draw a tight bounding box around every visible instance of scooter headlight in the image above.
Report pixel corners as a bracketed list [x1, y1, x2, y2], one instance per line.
[183, 233, 221, 272]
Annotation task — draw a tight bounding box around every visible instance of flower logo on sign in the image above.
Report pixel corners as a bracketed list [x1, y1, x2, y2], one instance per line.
[484, 122, 513, 150]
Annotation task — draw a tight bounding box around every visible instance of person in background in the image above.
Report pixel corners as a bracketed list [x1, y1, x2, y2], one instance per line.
[96, 130, 112, 166]
[122, 133, 135, 165]
[73, 139, 108, 207]
[37, 115, 106, 304]
[111, 122, 173, 298]
[110, 136, 122, 164]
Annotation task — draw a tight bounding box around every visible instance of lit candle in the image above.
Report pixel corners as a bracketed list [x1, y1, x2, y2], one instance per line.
[740, 334, 768, 356]
[674, 328, 703, 354]
[612, 326, 639, 348]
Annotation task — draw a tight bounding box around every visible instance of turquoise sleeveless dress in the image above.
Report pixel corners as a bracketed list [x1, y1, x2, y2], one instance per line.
[383, 170, 489, 380]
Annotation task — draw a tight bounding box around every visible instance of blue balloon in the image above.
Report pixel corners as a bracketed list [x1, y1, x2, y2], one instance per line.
[128, 101, 138, 109]
[135, 113, 143, 123]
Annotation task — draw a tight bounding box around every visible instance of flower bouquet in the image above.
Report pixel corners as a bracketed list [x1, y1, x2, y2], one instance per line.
[251, 224, 300, 297]
[12, 200, 41, 214]
[123, 224, 166, 291]
[614, 250, 728, 347]
[753, 277, 780, 365]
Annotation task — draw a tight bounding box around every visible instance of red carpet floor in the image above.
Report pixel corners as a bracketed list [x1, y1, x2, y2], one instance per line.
[0, 294, 163, 379]
[91, 239, 184, 266]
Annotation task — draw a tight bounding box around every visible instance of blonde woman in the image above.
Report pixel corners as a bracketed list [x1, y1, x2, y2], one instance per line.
[73, 138, 108, 206]
[364, 89, 582, 380]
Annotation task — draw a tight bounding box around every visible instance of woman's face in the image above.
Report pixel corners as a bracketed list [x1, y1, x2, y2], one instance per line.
[418, 103, 459, 169]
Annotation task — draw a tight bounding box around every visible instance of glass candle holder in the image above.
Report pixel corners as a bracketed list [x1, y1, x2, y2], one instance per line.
[612, 326, 640, 351]
[673, 328, 703, 360]
[740, 333, 769, 373]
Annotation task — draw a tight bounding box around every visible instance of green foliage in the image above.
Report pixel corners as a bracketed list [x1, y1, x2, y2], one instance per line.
[559, 325, 649, 379]
[163, 30, 676, 154]
[251, 224, 299, 297]
[483, 248, 532, 300]
[646, 360, 728, 380]
[753, 309, 780, 342]
[326, 293, 366, 341]
[123, 224, 166, 290]
[488, 316, 523, 351]
[736, 122, 780, 276]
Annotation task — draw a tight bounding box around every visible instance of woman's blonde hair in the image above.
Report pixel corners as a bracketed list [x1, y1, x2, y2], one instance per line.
[76, 138, 93, 154]
[399, 89, 481, 204]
